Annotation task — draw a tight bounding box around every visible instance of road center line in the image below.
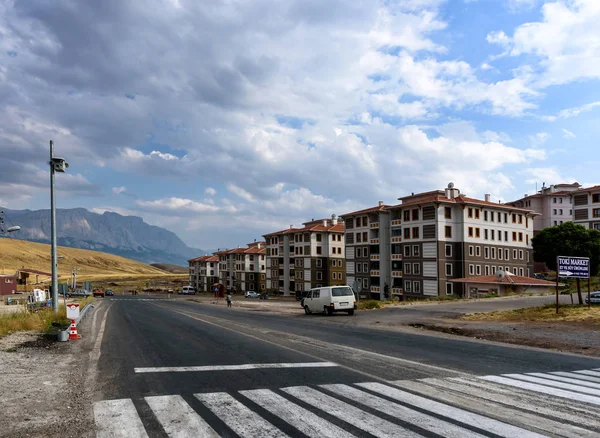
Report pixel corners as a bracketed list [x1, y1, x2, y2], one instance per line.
[135, 362, 338, 373]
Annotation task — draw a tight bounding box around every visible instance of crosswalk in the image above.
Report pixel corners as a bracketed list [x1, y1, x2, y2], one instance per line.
[94, 368, 600, 437]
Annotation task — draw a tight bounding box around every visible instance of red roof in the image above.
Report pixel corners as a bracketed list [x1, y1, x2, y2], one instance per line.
[581, 184, 600, 192]
[387, 194, 536, 213]
[341, 204, 391, 217]
[17, 269, 53, 276]
[450, 274, 562, 286]
[263, 227, 301, 237]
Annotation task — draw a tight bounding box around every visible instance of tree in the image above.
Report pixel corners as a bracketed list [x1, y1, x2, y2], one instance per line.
[532, 222, 600, 304]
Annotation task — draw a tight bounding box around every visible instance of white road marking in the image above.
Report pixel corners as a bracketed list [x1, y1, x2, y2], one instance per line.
[86, 303, 113, 391]
[195, 392, 288, 438]
[573, 370, 600, 378]
[503, 374, 600, 396]
[135, 362, 338, 373]
[481, 375, 600, 406]
[94, 399, 148, 438]
[526, 372, 600, 389]
[551, 371, 600, 384]
[321, 383, 486, 438]
[357, 382, 547, 438]
[145, 395, 219, 438]
[282, 385, 422, 438]
[240, 388, 355, 438]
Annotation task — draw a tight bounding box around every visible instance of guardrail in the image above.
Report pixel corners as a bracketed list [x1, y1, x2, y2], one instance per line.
[75, 302, 94, 325]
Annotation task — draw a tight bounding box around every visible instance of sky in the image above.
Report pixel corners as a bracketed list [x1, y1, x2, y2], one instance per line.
[1, 0, 600, 250]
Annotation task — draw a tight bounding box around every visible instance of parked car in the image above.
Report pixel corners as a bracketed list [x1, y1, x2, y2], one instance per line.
[178, 286, 197, 295]
[93, 289, 105, 298]
[302, 286, 357, 316]
[105, 289, 114, 296]
[245, 291, 260, 299]
[585, 291, 600, 304]
[70, 289, 92, 297]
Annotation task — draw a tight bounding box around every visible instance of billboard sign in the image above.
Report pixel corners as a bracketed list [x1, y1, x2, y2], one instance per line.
[66, 303, 80, 319]
[557, 256, 590, 279]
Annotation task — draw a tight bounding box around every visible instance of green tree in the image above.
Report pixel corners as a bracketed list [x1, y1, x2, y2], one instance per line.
[532, 222, 600, 304]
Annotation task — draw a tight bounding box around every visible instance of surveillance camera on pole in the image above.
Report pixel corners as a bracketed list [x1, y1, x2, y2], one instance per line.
[50, 140, 69, 313]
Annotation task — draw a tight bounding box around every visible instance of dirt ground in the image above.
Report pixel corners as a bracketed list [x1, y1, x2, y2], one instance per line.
[0, 332, 94, 437]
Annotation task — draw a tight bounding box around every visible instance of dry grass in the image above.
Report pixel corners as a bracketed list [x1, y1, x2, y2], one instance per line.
[463, 304, 600, 323]
[0, 307, 71, 337]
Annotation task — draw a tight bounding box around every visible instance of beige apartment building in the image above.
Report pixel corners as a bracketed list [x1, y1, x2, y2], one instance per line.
[215, 242, 266, 293]
[263, 216, 345, 296]
[342, 184, 537, 299]
[188, 255, 219, 292]
[572, 185, 600, 231]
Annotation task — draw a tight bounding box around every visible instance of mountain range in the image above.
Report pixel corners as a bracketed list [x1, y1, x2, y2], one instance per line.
[1, 207, 207, 266]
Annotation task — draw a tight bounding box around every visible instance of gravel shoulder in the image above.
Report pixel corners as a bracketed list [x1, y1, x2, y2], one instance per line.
[0, 320, 96, 437]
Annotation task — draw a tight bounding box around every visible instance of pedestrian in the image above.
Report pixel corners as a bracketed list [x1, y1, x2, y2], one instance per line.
[226, 292, 232, 308]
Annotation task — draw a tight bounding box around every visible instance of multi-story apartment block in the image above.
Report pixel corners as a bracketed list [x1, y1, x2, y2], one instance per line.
[215, 242, 266, 293]
[508, 182, 581, 233]
[343, 185, 536, 299]
[340, 202, 392, 300]
[572, 185, 600, 231]
[188, 255, 220, 292]
[263, 216, 345, 296]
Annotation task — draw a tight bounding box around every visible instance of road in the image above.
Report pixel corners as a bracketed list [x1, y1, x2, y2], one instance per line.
[90, 296, 600, 437]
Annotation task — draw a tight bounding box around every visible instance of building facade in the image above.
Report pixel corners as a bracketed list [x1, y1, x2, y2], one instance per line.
[188, 255, 220, 292]
[508, 183, 581, 233]
[572, 185, 600, 231]
[215, 242, 266, 293]
[263, 216, 345, 296]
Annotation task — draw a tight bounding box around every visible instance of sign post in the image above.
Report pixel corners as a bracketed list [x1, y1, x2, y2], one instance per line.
[556, 256, 590, 313]
[66, 303, 80, 320]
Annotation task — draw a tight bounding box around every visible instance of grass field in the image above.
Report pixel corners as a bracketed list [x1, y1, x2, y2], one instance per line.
[0, 238, 169, 279]
[463, 303, 600, 323]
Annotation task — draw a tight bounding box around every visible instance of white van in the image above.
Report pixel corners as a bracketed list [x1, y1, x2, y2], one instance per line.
[179, 286, 197, 295]
[302, 286, 356, 316]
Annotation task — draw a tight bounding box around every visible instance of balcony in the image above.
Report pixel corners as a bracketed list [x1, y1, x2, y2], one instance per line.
[370, 254, 380, 261]
[391, 236, 402, 243]
[370, 286, 380, 293]
[370, 222, 379, 229]
[370, 270, 380, 277]
[391, 254, 402, 261]
[392, 287, 403, 295]
[391, 219, 402, 227]
[391, 271, 403, 278]
[369, 238, 380, 244]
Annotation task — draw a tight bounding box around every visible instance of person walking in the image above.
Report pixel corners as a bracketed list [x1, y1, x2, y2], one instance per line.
[226, 292, 232, 308]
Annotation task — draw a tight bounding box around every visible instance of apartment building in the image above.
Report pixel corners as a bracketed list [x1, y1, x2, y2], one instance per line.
[508, 182, 581, 233]
[188, 255, 219, 292]
[387, 184, 536, 298]
[572, 185, 600, 231]
[340, 202, 392, 300]
[263, 216, 345, 296]
[215, 242, 266, 293]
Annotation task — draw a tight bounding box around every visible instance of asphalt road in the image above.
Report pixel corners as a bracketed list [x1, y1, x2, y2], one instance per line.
[92, 296, 600, 438]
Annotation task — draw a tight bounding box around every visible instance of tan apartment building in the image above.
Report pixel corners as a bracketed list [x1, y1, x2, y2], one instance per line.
[188, 255, 220, 292]
[340, 202, 392, 300]
[263, 216, 345, 296]
[572, 185, 600, 231]
[508, 182, 581, 233]
[215, 242, 266, 293]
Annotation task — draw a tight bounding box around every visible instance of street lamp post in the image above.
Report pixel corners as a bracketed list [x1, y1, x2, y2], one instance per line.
[49, 140, 69, 312]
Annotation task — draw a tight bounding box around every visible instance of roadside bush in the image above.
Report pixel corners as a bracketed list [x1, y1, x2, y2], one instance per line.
[359, 300, 382, 310]
[0, 307, 70, 337]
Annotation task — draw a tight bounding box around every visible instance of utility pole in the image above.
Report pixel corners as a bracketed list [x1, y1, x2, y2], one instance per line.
[49, 140, 68, 312]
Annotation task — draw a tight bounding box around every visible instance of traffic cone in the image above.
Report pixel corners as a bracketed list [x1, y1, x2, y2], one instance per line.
[68, 319, 81, 340]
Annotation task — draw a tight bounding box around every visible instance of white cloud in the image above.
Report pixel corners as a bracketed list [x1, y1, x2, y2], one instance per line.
[562, 128, 576, 139]
[523, 167, 577, 185]
[136, 197, 223, 214]
[112, 186, 127, 195]
[542, 100, 600, 121]
[204, 187, 216, 196]
[529, 132, 550, 146]
[226, 184, 256, 203]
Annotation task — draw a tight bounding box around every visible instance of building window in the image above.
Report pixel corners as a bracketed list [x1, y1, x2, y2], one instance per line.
[527, 251, 530, 262]
[469, 245, 474, 256]
[559, 209, 563, 215]
[553, 197, 557, 204]
[363, 232, 368, 241]
[476, 265, 481, 275]
[485, 265, 490, 275]
[491, 247, 496, 259]
[513, 267, 518, 275]
[316, 247, 322, 255]
[446, 283, 453, 295]
[356, 233, 362, 243]
[504, 213, 508, 223]
[356, 248, 362, 258]
[404, 245, 411, 257]
[490, 211, 495, 222]
[512, 232, 517, 241]
[553, 209, 557, 215]
[403, 210, 410, 221]
[492, 265, 496, 273]
[593, 208, 600, 218]
[519, 250, 524, 260]
[484, 229, 488, 240]
[413, 281, 421, 294]
[363, 278, 369, 289]
[475, 209, 480, 219]
[413, 245, 420, 257]
[484, 211, 488, 221]
[404, 228, 411, 239]
[413, 263, 420, 275]
[518, 214, 523, 224]
[468, 208, 473, 218]
[445, 207, 452, 219]
[484, 247, 489, 259]
[513, 249, 518, 260]
[316, 259, 322, 268]
[316, 234, 322, 242]
[554, 221, 558, 226]
[512, 214, 517, 223]
[468, 227, 474, 237]
[446, 263, 452, 276]
[445, 226, 452, 238]
[476, 246, 481, 257]
[491, 229, 495, 241]
[505, 249, 510, 260]
[504, 231, 508, 241]
[412, 227, 420, 239]
[405, 263, 411, 274]
[519, 268, 524, 276]
[405, 281, 412, 293]
[445, 244, 452, 257]
[475, 228, 481, 238]
[469, 264, 474, 275]
[412, 209, 419, 221]
[499, 249, 503, 260]
[357, 264, 362, 273]
[518, 232, 523, 242]
[592, 194, 600, 203]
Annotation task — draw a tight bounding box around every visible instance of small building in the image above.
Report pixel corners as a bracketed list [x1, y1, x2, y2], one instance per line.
[0, 275, 17, 295]
[16, 269, 53, 286]
[450, 271, 562, 298]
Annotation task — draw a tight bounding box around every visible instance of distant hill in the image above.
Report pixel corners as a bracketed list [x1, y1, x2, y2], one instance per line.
[1, 207, 208, 265]
[0, 238, 169, 278]
[150, 263, 189, 274]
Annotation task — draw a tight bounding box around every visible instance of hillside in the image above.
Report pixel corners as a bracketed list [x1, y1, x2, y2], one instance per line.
[150, 263, 189, 274]
[0, 238, 169, 279]
[2, 207, 208, 265]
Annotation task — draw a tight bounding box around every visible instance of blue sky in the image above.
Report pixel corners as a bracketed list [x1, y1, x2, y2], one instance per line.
[1, 0, 599, 250]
